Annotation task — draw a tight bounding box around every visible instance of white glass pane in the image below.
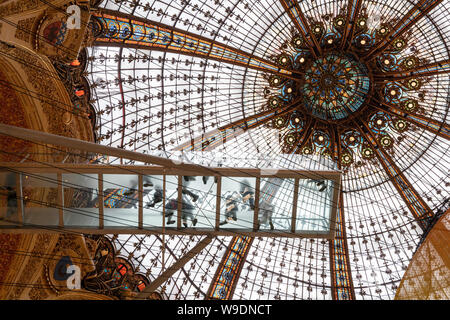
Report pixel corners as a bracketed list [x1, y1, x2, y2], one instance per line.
[259, 178, 294, 231]
[103, 174, 138, 227]
[63, 173, 99, 227]
[22, 173, 59, 226]
[180, 176, 217, 229]
[220, 177, 256, 229]
[295, 179, 334, 233]
[0, 172, 20, 223]
[143, 175, 164, 229]
[164, 175, 179, 228]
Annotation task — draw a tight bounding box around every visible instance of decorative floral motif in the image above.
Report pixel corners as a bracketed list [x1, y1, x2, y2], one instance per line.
[264, 15, 427, 168]
[0, 68, 31, 161]
[82, 236, 155, 300]
[302, 53, 371, 121]
[14, 18, 36, 42]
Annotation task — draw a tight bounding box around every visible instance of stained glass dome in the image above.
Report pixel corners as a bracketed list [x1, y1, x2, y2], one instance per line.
[84, 0, 450, 300]
[301, 53, 371, 121]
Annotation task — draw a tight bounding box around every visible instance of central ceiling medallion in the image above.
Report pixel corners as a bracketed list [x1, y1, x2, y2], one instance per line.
[302, 53, 371, 121]
[261, 12, 425, 167]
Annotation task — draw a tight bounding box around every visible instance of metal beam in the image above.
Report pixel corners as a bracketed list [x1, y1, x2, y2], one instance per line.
[278, 0, 322, 57]
[328, 126, 354, 300]
[331, 126, 342, 167]
[0, 163, 341, 179]
[371, 100, 450, 140]
[341, 0, 363, 49]
[289, 118, 316, 154]
[355, 120, 434, 231]
[363, 0, 443, 61]
[135, 235, 213, 299]
[0, 224, 338, 238]
[206, 236, 253, 299]
[173, 99, 301, 151]
[92, 9, 300, 80]
[373, 58, 450, 80]
[0, 123, 218, 175]
[329, 190, 355, 300]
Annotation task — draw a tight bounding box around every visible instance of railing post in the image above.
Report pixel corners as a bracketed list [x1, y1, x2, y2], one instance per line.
[15, 173, 23, 225]
[57, 173, 64, 228]
[177, 175, 182, 229]
[253, 177, 260, 231]
[291, 178, 299, 233]
[138, 174, 143, 229]
[98, 173, 104, 229]
[215, 176, 221, 230]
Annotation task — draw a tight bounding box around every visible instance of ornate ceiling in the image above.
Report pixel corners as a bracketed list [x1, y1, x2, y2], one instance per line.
[76, 0, 450, 300]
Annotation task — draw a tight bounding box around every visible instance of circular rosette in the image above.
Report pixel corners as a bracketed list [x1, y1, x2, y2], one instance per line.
[360, 146, 375, 160]
[267, 96, 282, 109]
[341, 150, 354, 166]
[312, 130, 331, 150]
[392, 118, 409, 132]
[291, 35, 304, 49]
[106, 20, 120, 37]
[284, 132, 298, 146]
[406, 78, 421, 90]
[392, 38, 406, 51]
[378, 53, 398, 71]
[379, 134, 394, 148]
[369, 112, 390, 134]
[377, 25, 390, 37]
[301, 53, 371, 121]
[301, 143, 315, 155]
[147, 31, 156, 41]
[384, 83, 403, 102]
[131, 25, 146, 41]
[289, 112, 304, 129]
[403, 99, 418, 113]
[118, 22, 132, 39]
[277, 53, 292, 67]
[341, 130, 362, 149]
[323, 33, 337, 46]
[281, 81, 296, 96]
[333, 16, 346, 29]
[356, 17, 368, 30]
[268, 75, 285, 87]
[293, 52, 308, 68]
[354, 33, 374, 47]
[402, 56, 418, 69]
[311, 24, 324, 37]
[272, 116, 287, 129]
